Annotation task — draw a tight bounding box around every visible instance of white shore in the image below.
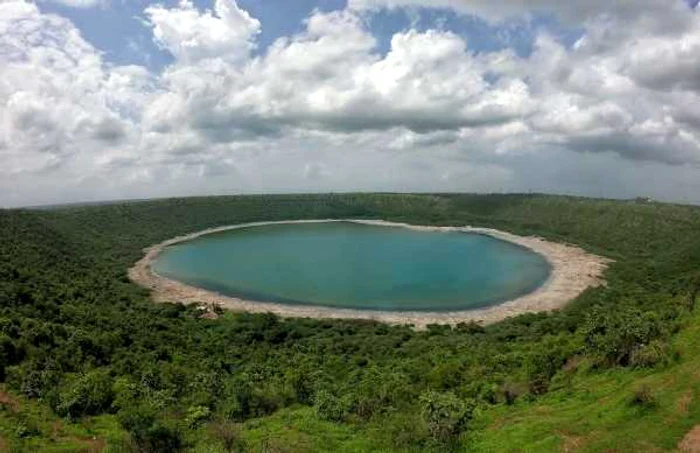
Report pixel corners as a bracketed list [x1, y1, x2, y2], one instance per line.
[128, 220, 612, 329]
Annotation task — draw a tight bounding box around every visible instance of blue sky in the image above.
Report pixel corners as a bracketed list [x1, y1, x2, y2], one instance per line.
[2, 0, 700, 207]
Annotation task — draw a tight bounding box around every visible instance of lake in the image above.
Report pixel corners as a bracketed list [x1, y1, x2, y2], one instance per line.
[152, 221, 551, 312]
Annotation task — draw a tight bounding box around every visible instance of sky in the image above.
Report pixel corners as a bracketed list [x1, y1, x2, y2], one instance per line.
[1, 0, 700, 207]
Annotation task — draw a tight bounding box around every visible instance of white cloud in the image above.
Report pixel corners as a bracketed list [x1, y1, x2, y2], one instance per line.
[147, 15, 532, 141]
[0, 1, 140, 175]
[2, 0, 700, 207]
[145, 0, 260, 64]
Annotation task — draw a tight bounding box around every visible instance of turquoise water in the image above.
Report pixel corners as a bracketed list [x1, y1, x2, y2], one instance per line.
[152, 222, 551, 312]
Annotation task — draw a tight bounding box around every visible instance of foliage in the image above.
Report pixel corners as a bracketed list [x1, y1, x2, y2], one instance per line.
[0, 193, 699, 450]
[582, 305, 667, 366]
[118, 405, 184, 453]
[420, 390, 475, 444]
[52, 369, 114, 420]
[208, 420, 246, 453]
[314, 390, 352, 422]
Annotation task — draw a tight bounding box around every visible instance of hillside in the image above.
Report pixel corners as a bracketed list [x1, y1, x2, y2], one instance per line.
[1, 193, 700, 452]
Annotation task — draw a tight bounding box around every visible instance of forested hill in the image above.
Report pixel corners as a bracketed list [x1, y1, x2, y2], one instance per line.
[1, 194, 700, 452]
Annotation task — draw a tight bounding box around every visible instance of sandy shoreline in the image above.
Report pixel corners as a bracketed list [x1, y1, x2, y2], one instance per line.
[128, 219, 612, 329]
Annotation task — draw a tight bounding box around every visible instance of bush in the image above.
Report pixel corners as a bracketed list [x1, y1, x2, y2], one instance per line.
[219, 377, 283, 422]
[314, 390, 352, 422]
[419, 391, 475, 444]
[209, 420, 246, 453]
[352, 367, 410, 419]
[186, 405, 211, 429]
[54, 369, 114, 419]
[499, 381, 527, 405]
[380, 412, 430, 450]
[525, 343, 570, 395]
[0, 333, 17, 380]
[287, 369, 314, 406]
[455, 322, 485, 334]
[629, 340, 672, 368]
[582, 306, 666, 366]
[118, 406, 185, 453]
[6, 363, 60, 400]
[15, 420, 40, 439]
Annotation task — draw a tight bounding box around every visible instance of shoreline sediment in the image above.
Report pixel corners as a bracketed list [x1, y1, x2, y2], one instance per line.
[128, 219, 612, 329]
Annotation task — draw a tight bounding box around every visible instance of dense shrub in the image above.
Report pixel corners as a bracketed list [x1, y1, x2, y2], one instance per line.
[499, 381, 528, 405]
[629, 340, 673, 368]
[524, 338, 572, 394]
[118, 406, 185, 453]
[53, 369, 114, 419]
[420, 391, 475, 444]
[582, 305, 666, 366]
[352, 366, 410, 419]
[314, 390, 353, 422]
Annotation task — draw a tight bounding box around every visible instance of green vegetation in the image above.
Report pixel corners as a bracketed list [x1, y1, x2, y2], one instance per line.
[1, 193, 700, 452]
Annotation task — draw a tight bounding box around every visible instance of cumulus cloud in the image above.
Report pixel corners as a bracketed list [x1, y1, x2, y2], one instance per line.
[145, 0, 260, 64]
[0, 1, 141, 177]
[146, 11, 533, 142]
[2, 0, 700, 207]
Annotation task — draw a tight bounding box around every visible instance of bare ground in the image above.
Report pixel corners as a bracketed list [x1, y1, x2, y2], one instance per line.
[680, 426, 700, 452]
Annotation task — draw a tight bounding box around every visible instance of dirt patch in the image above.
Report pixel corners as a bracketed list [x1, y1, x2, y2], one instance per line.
[678, 392, 693, 415]
[559, 432, 586, 452]
[51, 420, 63, 439]
[77, 435, 107, 452]
[679, 425, 700, 452]
[0, 389, 19, 412]
[563, 355, 584, 373]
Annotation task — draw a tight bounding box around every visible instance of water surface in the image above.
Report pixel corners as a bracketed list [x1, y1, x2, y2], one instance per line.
[153, 222, 550, 311]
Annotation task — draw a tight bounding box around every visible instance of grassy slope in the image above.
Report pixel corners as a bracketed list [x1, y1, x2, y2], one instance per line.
[470, 309, 700, 452]
[0, 385, 122, 452]
[191, 308, 700, 453]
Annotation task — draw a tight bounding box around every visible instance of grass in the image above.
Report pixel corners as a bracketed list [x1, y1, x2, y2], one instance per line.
[187, 407, 381, 453]
[0, 385, 121, 452]
[467, 309, 700, 452]
[242, 407, 378, 453]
